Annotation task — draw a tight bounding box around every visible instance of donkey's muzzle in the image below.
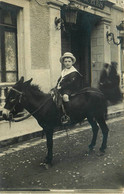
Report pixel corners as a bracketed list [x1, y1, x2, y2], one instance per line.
[2, 109, 13, 121]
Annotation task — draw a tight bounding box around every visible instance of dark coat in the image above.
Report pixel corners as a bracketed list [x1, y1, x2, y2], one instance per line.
[109, 66, 120, 86]
[108, 66, 122, 103]
[99, 66, 122, 103]
[56, 71, 83, 95]
[99, 69, 109, 86]
[98, 68, 112, 102]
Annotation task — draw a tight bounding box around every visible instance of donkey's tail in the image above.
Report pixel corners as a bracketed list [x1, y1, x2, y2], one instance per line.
[104, 100, 108, 120]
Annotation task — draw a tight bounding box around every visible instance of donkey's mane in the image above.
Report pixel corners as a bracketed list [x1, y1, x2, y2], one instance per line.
[28, 84, 47, 97]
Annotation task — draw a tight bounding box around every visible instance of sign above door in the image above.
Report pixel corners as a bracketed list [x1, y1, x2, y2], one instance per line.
[79, 0, 104, 9]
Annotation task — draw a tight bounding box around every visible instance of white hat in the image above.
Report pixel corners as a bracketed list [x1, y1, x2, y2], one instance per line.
[60, 52, 76, 64]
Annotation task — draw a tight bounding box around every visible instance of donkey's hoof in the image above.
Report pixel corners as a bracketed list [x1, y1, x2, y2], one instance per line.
[97, 151, 105, 157]
[89, 149, 95, 154]
[44, 163, 52, 170]
[96, 148, 105, 156]
[99, 147, 106, 153]
[89, 144, 95, 150]
[43, 157, 52, 163]
[85, 149, 95, 156]
[41, 162, 52, 169]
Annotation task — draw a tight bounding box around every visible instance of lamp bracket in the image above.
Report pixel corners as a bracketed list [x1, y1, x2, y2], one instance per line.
[106, 31, 121, 46]
[54, 17, 65, 30]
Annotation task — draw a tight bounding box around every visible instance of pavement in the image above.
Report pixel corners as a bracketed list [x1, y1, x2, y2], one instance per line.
[107, 101, 124, 119]
[0, 101, 124, 148]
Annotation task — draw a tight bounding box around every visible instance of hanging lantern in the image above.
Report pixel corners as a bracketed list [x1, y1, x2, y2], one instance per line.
[116, 21, 124, 48]
[116, 20, 124, 31]
[64, 0, 79, 24]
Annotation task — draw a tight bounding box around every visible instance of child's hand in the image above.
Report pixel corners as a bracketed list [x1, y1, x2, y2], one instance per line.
[57, 85, 61, 89]
[58, 86, 61, 89]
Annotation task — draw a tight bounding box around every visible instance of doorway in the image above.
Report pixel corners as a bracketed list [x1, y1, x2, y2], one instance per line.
[61, 11, 101, 87]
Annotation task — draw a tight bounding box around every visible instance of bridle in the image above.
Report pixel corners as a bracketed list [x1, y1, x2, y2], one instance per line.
[7, 87, 51, 122]
[10, 88, 24, 104]
[11, 87, 24, 95]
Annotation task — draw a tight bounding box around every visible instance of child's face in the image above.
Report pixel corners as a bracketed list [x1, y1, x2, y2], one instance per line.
[63, 57, 73, 69]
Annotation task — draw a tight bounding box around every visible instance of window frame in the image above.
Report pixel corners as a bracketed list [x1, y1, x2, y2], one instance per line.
[0, 5, 18, 83]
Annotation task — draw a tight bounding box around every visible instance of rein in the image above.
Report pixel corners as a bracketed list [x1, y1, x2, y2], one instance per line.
[9, 88, 52, 122]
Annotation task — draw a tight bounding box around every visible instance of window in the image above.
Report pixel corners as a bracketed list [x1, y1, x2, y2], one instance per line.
[0, 3, 18, 82]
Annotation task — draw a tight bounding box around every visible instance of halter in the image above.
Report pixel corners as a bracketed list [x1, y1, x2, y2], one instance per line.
[11, 87, 24, 95]
[8, 87, 51, 122]
[10, 87, 24, 104]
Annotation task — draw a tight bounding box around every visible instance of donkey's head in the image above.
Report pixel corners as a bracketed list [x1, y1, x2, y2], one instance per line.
[2, 76, 32, 120]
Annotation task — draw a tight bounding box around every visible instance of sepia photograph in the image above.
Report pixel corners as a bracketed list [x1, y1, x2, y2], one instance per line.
[0, 0, 124, 193]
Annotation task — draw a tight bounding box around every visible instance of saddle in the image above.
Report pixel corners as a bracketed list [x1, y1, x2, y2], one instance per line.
[50, 87, 62, 108]
[50, 88, 70, 124]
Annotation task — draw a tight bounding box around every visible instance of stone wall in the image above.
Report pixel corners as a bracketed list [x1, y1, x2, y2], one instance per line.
[91, 3, 123, 87]
[29, 0, 62, 91]
[28, 0, 50, 91]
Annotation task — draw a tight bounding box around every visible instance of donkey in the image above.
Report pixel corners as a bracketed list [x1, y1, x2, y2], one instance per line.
[3, 77, 109, 166]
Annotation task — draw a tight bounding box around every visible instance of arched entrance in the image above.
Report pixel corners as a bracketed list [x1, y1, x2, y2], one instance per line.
[61, 11, 101, 87]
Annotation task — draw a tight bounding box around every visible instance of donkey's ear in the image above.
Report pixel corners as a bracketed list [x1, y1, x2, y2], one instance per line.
[24, 78, 33, 86]
[20, 76, 24, 83]
[16, 76, 24, 85]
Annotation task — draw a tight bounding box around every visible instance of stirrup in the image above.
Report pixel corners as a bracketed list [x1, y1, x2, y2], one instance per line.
[61, 114, 70, 125]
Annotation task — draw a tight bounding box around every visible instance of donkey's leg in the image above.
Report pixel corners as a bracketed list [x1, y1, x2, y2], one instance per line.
[96, 116, 109, 152]
[87, 116, 99, 150]
[44, 128, 53, 165]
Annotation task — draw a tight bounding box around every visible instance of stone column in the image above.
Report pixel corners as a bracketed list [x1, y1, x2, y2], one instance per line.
[91, 18, 111, 87]
[47, 0, 63, 88]
[120, 30, 124, 90]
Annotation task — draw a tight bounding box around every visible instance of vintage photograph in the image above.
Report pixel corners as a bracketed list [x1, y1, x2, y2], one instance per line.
[0, 0, 124, 193]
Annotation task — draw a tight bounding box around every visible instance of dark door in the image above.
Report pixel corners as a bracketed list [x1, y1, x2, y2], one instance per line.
[61, 12, 100, 87]
[61, 27, 91, 87]
[71, 28, 91, 87]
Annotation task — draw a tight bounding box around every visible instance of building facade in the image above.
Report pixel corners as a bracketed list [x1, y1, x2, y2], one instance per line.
[0, 0, 124, 109]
